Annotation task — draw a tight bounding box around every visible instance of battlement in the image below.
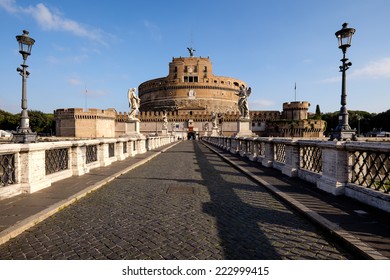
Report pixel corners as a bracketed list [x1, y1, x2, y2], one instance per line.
[54, 108, 117, 120]
[282, 101, 310, 121]
[282, 101, 310, 110]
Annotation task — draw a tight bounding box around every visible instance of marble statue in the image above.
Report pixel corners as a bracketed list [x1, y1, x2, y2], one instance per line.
[211, 112, 218, 128]
[162, 111, 168, 130]
[127, 88, 140, 119]
[236, 86, 252, 119]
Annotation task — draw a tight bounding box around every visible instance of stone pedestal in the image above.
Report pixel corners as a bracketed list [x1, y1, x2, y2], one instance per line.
[235, 118, 253, 137]
[13, 131, 37, 143]
[117, 118, 142, 137]
[211, 127, 219, 136]
[161, 129, 168, 135]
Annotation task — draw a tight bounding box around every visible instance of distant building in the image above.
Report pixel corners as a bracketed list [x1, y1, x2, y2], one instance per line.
[54, 108, 116, 138]
[54, 51, 326, 139]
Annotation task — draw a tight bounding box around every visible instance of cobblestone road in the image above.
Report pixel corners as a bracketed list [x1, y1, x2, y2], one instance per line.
[0, 141, 353, 259]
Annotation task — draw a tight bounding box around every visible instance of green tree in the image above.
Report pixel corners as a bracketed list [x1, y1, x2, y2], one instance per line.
[28, 110, 55, 135]
[0, 109, 54, 135]
[371, 109, 390, 132]
[313, 104, 321, 120]
[0, 109, 19, 131]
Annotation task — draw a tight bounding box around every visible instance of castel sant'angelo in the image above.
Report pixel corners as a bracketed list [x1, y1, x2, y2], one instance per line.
[54, 49, 325, 139]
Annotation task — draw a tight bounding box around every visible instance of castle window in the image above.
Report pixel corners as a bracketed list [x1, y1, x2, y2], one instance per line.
[204, 66, 207, 72]
[184, 76, 198, 83]
[184, 66, 188, 73]
[194, 66, 198, 72]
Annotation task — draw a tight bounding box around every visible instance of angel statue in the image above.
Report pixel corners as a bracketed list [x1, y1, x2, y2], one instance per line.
[127, 88, 140, 119]
[211, 112, 218, 128]
[236, 86, 252, 119]
[187, 47, 196, 57]
[162, 111, 168, 130]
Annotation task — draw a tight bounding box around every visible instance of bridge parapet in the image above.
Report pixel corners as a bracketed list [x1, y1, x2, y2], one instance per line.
[203, 136, 390, 213]
[0, 135, 177, 200]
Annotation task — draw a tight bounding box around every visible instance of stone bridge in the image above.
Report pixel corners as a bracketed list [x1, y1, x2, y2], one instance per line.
[0, 138, 389, 259]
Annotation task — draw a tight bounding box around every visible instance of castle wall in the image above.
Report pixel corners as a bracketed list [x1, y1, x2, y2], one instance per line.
[54, 108, 116, 138]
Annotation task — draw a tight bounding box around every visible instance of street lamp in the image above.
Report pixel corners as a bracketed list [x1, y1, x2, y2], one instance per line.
[331, 23, 356, 140]
[13, 30, 37, 143]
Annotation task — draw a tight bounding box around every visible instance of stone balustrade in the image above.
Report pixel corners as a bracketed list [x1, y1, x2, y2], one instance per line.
[203, 136, 390, 213]
[0, 135, 177, 200]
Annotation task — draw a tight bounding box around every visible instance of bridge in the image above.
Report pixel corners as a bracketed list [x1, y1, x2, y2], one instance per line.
[0, 137, 389, 259]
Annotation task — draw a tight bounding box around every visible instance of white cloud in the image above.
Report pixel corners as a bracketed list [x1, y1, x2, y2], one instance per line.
[320, 76, 341, 83]
[68, 78, 83, 86]
[321, 57, 390, 83]
[144, 20, 162, 41]
[250, 99, 276, 109]
[0, 0, 17, 12]
[350, 57, 390, 79]
[0, 0, 109, 45]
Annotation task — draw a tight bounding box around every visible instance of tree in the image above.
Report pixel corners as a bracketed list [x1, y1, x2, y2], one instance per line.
[0, 109, 19, 131]
[314, 104, 321, 120]
[0, 109, 54, 135]
[371, 109, 390, 132]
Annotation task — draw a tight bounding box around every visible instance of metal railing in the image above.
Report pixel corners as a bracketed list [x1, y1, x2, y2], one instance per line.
[300, 145, 322, 174]
[86, 145, 98, 164]
[274, 143, 286, 163]
[45, 148, 69, 175]
[350, 150, 390, 193]
[0, 154, 15, 187]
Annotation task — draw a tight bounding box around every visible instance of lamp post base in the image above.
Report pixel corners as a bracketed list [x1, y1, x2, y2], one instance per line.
[330, 129, 356, 141]
[12, 131, 37, 143]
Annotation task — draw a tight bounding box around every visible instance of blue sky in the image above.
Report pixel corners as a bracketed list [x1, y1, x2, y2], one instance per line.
[1, 0, 390, 115]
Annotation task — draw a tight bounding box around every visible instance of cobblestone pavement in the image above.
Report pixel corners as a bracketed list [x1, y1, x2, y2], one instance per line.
[0, 141, 354, 259]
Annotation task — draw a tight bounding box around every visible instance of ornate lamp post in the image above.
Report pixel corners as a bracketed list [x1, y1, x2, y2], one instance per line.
[13, 30, 37, 143]
[331, 23, 356, 140]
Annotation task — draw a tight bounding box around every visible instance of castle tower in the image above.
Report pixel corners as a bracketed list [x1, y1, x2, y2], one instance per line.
[138, 55, 247, 114]
[282, 101, 310, 121]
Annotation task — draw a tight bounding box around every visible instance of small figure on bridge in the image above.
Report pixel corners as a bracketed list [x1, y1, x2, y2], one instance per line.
[162, 111, 168, 130]
[211, 112, 218, 128]
[236, 86, 252, 119]
[127, 88, 140, 120]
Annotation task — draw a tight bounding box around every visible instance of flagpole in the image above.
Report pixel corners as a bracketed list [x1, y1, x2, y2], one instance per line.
[85, 84, 88, 111]
[294, 82, 297, 101]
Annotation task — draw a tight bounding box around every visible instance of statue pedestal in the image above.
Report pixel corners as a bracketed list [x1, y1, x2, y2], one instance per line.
[211, 127, 219, 136]
[116, 118, 142, 137]
[161, 129, 168, 135]
[235, 118, 253, 137]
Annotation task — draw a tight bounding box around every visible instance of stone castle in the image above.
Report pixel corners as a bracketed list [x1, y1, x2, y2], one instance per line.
[54, 51, 326, 139]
